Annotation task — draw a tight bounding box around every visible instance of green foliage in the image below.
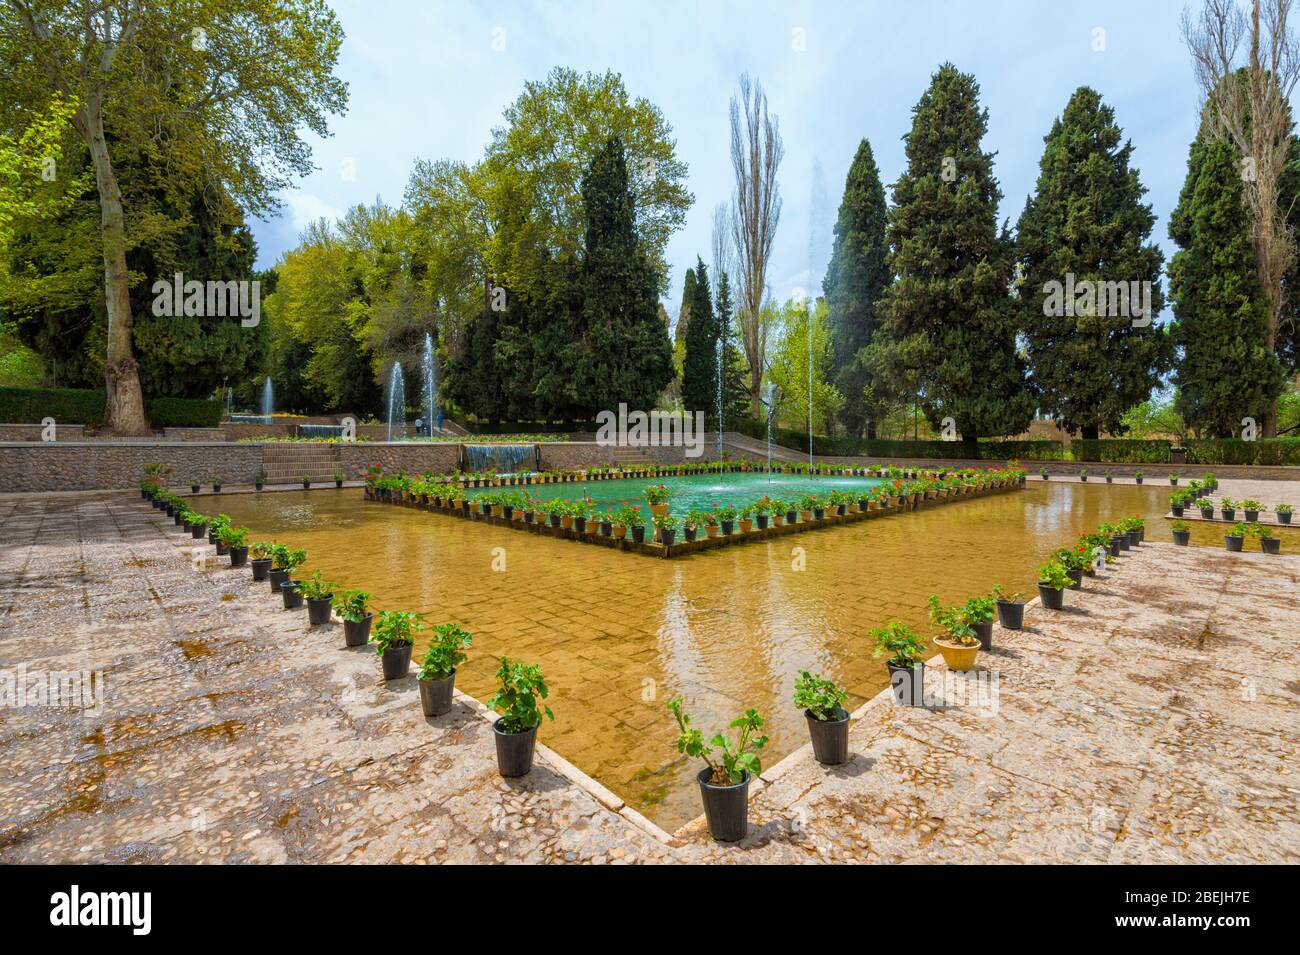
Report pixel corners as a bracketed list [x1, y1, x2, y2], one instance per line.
[270, 545, 307, 571]
[297, 570, 336, 600]
[681, 258, 718, 414]
[826, 138, 892, 438]
[1017, 87, 1170, 438]
[872, 64, 1034, 442]
[147, 396, 222, 428]
[371, 610, 422, 655]
[1073, 438, 1171, 463]
[333, 589, 371, 623]
[666, 695, 767, 785]
[927, 594, 976, 639]
[418, 623, 472, 680]
[1037, 561, 1071, 590]
[869, 620, 927, 669]
[486, 656, 553, 734]
[793, 671, 847, 722]
[767, 298, 843, 436]
[0, 386, 104, 424]
[216, 525, 248, 549]
[1184, 437, 1300, 465]
[1170, 138, 1286, 436]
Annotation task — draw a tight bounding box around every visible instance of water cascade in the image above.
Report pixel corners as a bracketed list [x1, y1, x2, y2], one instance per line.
[462, 444, 536, 474]
[386, 362, 406, 442]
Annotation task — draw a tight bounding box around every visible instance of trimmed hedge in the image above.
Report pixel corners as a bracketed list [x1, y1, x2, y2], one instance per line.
[148, 396, 222, 428]
[0, 386, 104, 425]
[1185, 438, 1300, 466]
[1072, 439, 1172, 463]
[727, 417, 1065, 459]
[0, 386, 220, 429]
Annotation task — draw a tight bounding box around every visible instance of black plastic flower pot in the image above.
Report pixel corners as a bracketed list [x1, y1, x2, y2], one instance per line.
[493, 718, 539, 777]
[886, 661, 924, 707]
[173, 512, 183, 526]
[255, 481, 264, 491]
[268, 567, 289, 592]
[660, 529, 676, 547]
[214, 541, 229, 556]
[418, 669, 456, 717]
[250, 557, 272, 581]
[1080, 475, 1088, 482]
[719, 521, 733, 536]
[1244, 510, 1259, 522]
[503, 506, 514, 521]
[280, 580, 303, 610]
[1279, 512, 1293, 525]
[190, 524, 206, 539]
[1038, 583, 1065, 610]
[523, 511, 534, 524]
[632, 525, 646, 544]
[1109, 536, 1123, 557]
[574, 517, 586, 532]
[813, 508, 825, 520]
[335, 479, 343, 488]
[971, 619, 994, 650]
[1117, 534, 1130, 551]
[1171, 506, 1184, 517]
[190, 484, 200, 493]
[1221, 509, 1235, 521]
[697, 767, 749, 842]
[996, 600, 1024, 630]
[805, 707, 850, 765]
[549, 514, 561, 528]
[1200, 507, 1215, 519]
[228, 546, 249, 568]
[306, 595, 333, 625]
[1172, 529, 1190, 545]
[1135, 476, 1143, 484]
[600, 521, 612, 536]
[212, 484, 222, 493]
[1127, 530, 1141, 547]
[343, 613, 373, 647]
[756, 515, 769, 529]
[1224, 535, 1244, 552]
[835, 504, 847, 517]
[683, 527, 696, 542]
[1261, 537, 1281, 554]
[380, 642, 413, 680]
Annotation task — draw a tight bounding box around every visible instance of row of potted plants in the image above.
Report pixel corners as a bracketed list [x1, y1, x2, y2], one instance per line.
[1041, 469, 1223, 489]
[1171, 494, 1293, 525]
[139, 480, 555, 779]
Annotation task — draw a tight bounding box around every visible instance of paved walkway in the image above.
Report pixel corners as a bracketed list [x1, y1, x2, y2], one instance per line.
[1, 493, 1296, 864]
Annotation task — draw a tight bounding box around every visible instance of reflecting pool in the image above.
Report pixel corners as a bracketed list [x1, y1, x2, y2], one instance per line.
[215, 480, 1251, 830]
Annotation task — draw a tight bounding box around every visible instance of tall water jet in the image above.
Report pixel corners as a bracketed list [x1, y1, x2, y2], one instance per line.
[421, 332, 438, 436]
[261, 377, 274, 424]
[764, 380, 776, 480]
[386, 362, 406, 442]
[715, 336, 724, 462]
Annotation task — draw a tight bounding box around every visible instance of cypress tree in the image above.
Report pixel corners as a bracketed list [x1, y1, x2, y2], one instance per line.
[574, 136, 673, 414]
[1169, 139, 1286, 436]
[875, 64, 1034, 446]
[1016, 87, 1170, 440]
[675, 266, 696, 345]
[714, 269, 749, 421]
[681, 257, 718, 415]
[825, 138, 891, 438]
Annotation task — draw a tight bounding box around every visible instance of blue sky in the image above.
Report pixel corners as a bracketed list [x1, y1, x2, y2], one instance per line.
[250, 0, 1202, 313]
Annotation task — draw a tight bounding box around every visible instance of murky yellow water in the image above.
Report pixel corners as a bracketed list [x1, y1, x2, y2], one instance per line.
[214, 481, 1289, 830]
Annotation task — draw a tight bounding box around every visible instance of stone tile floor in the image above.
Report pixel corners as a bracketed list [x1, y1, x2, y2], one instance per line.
[1, 492, 1296, 864]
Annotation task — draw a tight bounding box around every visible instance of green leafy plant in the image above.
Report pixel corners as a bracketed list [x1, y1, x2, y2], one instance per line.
[418, 623, 472, 680]
[653, 511, 679, 531]
[990, 584, 1024, 603]
[793, 671, 847, 722]
[1247, 522, 1270, 539]
[1171, 520, 1190, 533]
[1037, 561, 1071, 591]
[486, 656, 553, 733]
[297, 570, 336, 600]
[869, 621, 927, 669]
[666, 695, 767, 785]
[250, 541, 275, 560]
[1239, 499, 1264, 512]
[961, 593, 996, 625]
[643, 484, 670, 505]
[216, 524, 248, 548]
[271, 545, 307, 571]
[333, 589, 371, 622]
[1275, 502, 1293, 514]
[371, 610, 422, 655]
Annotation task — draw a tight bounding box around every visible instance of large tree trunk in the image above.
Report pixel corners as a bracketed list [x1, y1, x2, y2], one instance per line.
[83, 94, 150, 436]
[1081, 425, 1100, 441]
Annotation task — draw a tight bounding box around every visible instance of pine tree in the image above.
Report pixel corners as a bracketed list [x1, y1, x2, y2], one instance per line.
[1169, 139, 1286, 436]
[1016, 87, 1170, 439]
[714, 269, 749, 422]
[873, 64, 1034, 446]
[681, 257, 718, 415]
[825, 138, 891, 438]
[574, 136, 673, 414]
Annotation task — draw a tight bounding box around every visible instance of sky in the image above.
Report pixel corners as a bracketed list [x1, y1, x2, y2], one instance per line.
[249, 0, 1204, 314]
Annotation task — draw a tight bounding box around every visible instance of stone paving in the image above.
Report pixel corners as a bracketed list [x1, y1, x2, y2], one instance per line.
[1, 492, 1296, 864]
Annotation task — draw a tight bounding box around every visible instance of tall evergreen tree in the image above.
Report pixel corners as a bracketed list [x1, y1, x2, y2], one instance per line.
[574, 136, 673, 414]
[675, 266, 695, 345]
[825, 138, 891, 438]
[681, 257, 718, 415]
[714, 269, 749, 421]
[1169, 139, 1286, 436]
[873, 64, 1033, 445]
[1017, 87, 1170, 439]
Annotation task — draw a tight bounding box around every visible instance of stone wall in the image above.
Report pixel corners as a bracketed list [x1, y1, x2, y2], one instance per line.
[0, 442, 263, 493]
[0, 423, 86, 441]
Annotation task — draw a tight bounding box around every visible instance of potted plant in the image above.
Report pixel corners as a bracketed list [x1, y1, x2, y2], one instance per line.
[1251, 522, 1281, 555]
[1134, 470, 1143, 485]
[190, 478, 200, 493]
[417, 623, 472, 717]
[1104, 470, 1113, 484]
[371, 610, 420, 680]
[1200, 499, 1215, 519]
[655, 511, 679, 547]
[334, 589, 373, 647]
[334, 471, 344, 489]
[1037, 561, 1070, 610]
[1170, 491, 1188, 517]
[870, 621, 927, 706]
[752, 497, 772, 529]
[255, 469, 266, 491]
[1241, 499, 1264, 522]
[927, 595, 981, 670]
[1040, 467, 1049, 481]
[280, 577, 305, 610]
[794, 671, 849, 765]
[486, 657, 553, 777]
[299, 571, 337, 626]
[1219, 497, 1236, 521]
[269, 545, 305, 593]
[1277, 502, 1293, 524]
[212, 476, 223, 493]
[667, 695, 766, 842]
[249, 541, 274, 581]
[716, 504, 737, 536]
[218, 525, 249, 567]
[961, 593, 997, 649]
[644, 484, 670, 519]
[1169, 473, 1179, 485]
[991, 585, 1025, 630]
[1079, 468, 1088, 482]
[737, 505, 754, 534]
[1172, 520, 1191, 546]
[1224, 521, 1247, 552]
[188, 512, 209, 539]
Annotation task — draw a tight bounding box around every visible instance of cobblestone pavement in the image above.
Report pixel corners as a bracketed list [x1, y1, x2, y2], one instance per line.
[2, 493, 1296, 864]
[676, 540, 1300, 862]
[0, 494, 673, 863]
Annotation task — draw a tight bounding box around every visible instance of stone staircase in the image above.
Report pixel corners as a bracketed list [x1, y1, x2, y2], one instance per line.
[261, 444, 344, 485]
[611, 444, 655, 466]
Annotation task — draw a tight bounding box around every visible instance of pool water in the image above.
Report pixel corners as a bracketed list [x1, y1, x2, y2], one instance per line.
[466, 473, 885, 516]
[214, 480, 1279, 831]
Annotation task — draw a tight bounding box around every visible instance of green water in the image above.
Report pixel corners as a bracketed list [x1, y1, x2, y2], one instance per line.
[465, 473, 885, 514]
